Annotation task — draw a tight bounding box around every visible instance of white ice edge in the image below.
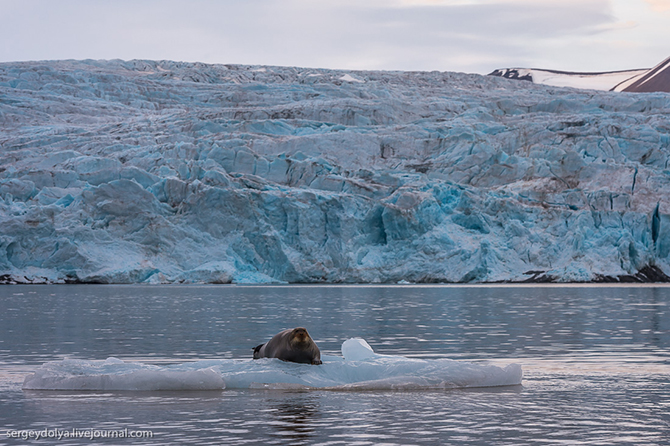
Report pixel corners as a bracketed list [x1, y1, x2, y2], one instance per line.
[339, 73, 365, 83]
[22, 339, 522, 391]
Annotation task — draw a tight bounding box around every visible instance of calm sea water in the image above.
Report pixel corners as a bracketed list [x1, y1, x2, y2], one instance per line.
[0, 284, 668, 445]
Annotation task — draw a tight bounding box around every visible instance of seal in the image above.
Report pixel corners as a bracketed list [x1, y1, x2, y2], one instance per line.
[252, 327, 322, 365]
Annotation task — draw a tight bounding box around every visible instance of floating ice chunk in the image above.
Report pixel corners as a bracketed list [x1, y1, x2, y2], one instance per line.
[334, 338, 522, 390]
[341, 337, 375, 360]
[22, 339, 522, 391]
[22, 358, 225, 391]
[248, 382, 313, 390]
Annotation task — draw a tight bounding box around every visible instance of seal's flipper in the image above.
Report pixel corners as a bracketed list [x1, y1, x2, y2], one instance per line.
[252, 344, 265, 359]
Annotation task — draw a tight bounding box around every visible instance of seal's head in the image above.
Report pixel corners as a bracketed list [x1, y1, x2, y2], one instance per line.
[289, 327, 312, 349]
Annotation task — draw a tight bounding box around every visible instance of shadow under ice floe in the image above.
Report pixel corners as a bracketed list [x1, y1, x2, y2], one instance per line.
[22, 339, 522, 391]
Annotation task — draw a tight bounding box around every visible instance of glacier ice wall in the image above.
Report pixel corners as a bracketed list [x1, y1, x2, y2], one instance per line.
[1, 59, 670, 283]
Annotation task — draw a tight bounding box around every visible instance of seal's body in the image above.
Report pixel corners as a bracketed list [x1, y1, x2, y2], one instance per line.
[253, 327, 322, 365]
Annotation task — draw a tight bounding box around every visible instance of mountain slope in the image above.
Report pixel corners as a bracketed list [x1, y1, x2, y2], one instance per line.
[614, 56, 670, 93]
[488, 67, 648, 91]
[490, 56, 670, 93]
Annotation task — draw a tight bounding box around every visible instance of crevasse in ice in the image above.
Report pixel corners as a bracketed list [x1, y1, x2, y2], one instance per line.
[1, 60, 670, 283]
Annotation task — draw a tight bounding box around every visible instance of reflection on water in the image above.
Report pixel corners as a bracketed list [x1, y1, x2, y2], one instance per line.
[266, 395, 319, 445]
[1, 284, 669, 445]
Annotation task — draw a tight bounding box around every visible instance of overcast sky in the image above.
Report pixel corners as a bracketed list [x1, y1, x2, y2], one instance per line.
[1, 0, 668, 74]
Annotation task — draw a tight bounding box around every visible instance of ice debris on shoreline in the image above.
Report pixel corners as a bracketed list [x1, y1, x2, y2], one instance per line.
[1, 59, 670, 284]
[22, 338, 522, 391]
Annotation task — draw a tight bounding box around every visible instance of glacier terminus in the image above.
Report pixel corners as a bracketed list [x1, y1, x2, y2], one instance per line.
[1, 59, 670, 284]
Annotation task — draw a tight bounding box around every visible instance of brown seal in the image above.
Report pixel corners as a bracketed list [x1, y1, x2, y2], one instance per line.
[252, 327, 322, 365]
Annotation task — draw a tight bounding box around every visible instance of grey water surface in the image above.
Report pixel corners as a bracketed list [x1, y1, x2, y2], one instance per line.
[0, 284, 668, 445]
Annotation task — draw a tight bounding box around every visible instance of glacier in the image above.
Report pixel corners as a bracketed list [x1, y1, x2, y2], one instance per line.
[22, 338, 522, 391]
[1, 59, 670, 284]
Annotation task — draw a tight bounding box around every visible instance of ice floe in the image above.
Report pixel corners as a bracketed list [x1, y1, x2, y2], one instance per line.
[22, 339, 522, 391]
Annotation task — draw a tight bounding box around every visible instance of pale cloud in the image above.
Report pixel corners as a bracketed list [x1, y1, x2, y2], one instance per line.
[0, 0, 667, 74]
[397, 0, 483, 6]
[592, 20, 639, 32]
[397, 0, 607, 6]
[644, 0, 670, 11]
